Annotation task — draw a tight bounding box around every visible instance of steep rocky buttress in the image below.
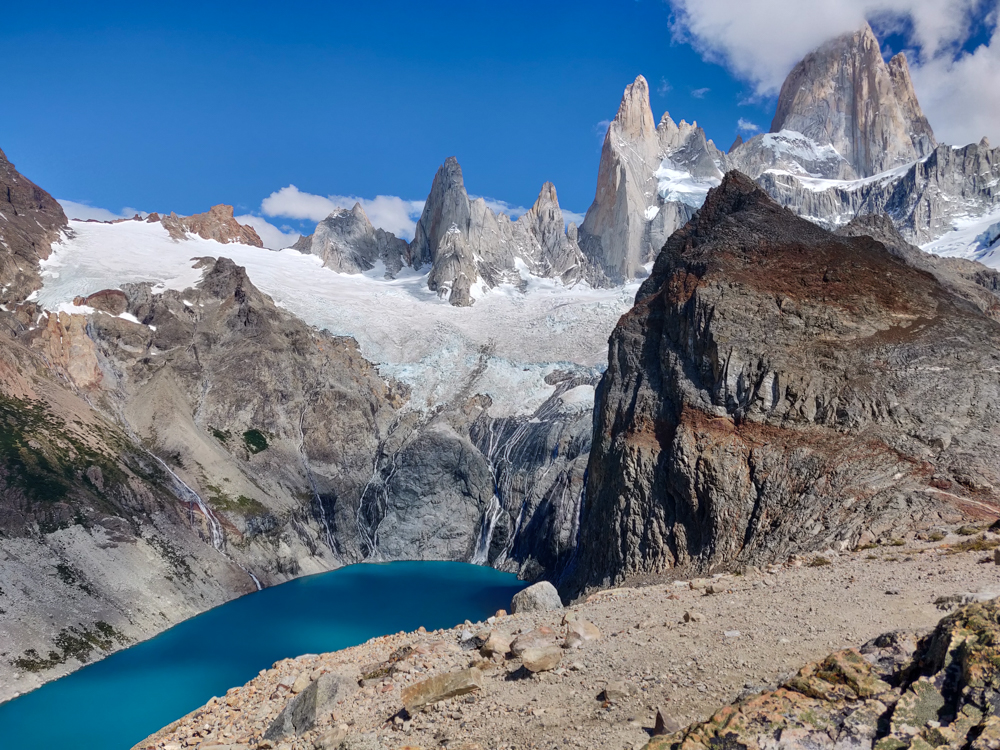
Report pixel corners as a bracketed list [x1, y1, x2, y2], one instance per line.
[0, 148, 67, 305]
[568, 172, 1000, 593]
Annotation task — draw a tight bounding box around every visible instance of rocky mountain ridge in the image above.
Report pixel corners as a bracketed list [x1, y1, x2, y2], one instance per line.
[271, 24, 999, 301]
[567, 171, 1000, 593]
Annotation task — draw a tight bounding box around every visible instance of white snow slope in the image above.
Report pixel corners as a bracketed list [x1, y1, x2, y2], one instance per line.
[39, 221, 638, 416]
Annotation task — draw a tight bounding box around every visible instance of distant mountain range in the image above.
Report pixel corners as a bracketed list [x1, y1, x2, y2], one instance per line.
[1, 23, 998, 700]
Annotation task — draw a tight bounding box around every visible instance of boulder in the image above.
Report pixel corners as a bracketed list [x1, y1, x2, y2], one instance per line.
[521, 645, 562, 673]
[479, 630, 512, 658]
[510, 581, 563, 613]
[400, 668, 483, 713]
[510, 629, 558, 658]
[264, 672, 356, 739]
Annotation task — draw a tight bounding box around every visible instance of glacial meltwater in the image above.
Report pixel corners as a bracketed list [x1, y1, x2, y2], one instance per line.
[0, 561, 526, 749]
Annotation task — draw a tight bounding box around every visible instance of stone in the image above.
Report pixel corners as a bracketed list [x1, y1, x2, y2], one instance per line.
[510, 581, 563, 613]
[521, 646, 562, 673]
[564, 615, 602, 642]
[653, 708, 680, 736]
[600, 681, 636, 703]
[510, 630, 558, 657]
[290, 673, 310, 694]
[264, 671, 357, 739]
[479, 631, 512, 658]
[400, 668, 483, 713]
[313, 727, 347, 749]
[84, 288, 129, 315]
[683, 611, 705, 623]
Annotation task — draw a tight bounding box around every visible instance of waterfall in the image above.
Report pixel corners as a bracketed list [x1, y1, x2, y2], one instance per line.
[471, 494, 502, 565]
[147, 452, 224, 550]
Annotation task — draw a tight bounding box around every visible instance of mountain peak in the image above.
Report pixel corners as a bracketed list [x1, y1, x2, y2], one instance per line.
[611, 75, 656, 142]
[770, 24, 936, 177]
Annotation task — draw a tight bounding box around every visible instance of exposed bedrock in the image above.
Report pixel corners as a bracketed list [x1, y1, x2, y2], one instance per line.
[568, 172, 1000, 594]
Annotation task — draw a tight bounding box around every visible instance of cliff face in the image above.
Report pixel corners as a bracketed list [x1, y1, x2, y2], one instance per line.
[0, 148, 67, 305]
[569, 172, 1000, 592]
[769, 24, 936, 178]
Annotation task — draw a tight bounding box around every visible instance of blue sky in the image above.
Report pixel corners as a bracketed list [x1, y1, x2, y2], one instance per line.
[3, 1, 997, 246]
[0, 1, 772, 237]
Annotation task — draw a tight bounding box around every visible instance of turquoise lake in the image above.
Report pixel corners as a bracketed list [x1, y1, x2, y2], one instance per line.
[0, 561, 525, 750]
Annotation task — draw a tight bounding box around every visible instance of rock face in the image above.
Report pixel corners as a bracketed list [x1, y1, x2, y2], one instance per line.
[646, 597, 1000, 750]
[0, 148, 67, 305]
[569, 172, 1000, 592]
[769, 23, 936, 178]
[293, 203, 410, 276]
[578, 76, 724, 282]
[159, 204, 263, 247]
[413, 157, 589, 305]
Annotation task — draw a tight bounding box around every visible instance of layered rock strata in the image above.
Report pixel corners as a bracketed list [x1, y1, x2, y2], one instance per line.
[569, 172, 1000, 592]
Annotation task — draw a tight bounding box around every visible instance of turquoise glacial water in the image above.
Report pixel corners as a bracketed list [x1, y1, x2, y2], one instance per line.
[0, 561, 525, 750]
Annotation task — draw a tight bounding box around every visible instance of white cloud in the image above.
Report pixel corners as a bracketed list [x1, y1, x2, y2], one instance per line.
[471, 195, 530, 219]
[658, 77, 672, 95]
[691, 87, 711, 98]
[562, 209, 586, 227]
[737, 118, 760, 133]
[235, 214, 301, 250]
[910, 21, 1000, 146]
[595, 119, 612, 143]
[260, 185, 424, 240]
[57, 199, 145, 222]
[668, 0, 999, 145]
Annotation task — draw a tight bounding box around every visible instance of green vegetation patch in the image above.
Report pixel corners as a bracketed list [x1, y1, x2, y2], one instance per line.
[205, 485, 267, 516]
[808, 556, 832, 567]
[210, 427, 232, 444]
[242, 429, 269, 454]
[0, 394, 126, 518]
[11, 621, 128, 672]
[949, 535, 1000, 554]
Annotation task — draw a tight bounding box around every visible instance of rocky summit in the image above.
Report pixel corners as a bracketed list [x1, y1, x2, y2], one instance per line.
[0, 147, 67, 305]
[569, 171, 1000, 593]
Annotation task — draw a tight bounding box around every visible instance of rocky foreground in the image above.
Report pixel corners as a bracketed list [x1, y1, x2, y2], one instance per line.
[137, 525, 1000, 750]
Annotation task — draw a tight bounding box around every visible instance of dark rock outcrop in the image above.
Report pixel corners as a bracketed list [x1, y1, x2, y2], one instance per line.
[569, 172, 1000, 592]
[0, 148, 67, 305]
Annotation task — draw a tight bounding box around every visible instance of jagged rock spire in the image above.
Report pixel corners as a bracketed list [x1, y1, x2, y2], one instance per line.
[411, 156, 471, 268]
[579, 75, 661, 282]
[770, 23, 936, 178]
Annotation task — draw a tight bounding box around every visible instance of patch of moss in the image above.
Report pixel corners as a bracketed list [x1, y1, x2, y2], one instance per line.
[956, 525, 981, 537]
[926, 532, 946, 542]
[949, 535, 1000, 554]
[808, 556, 832, 567]
[889, 539, 906, 547]
[205, 487, 267, 516]
[242, 429, 269, 455]
[11, 621, 128, 672]
[209, 427, 231, 444]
